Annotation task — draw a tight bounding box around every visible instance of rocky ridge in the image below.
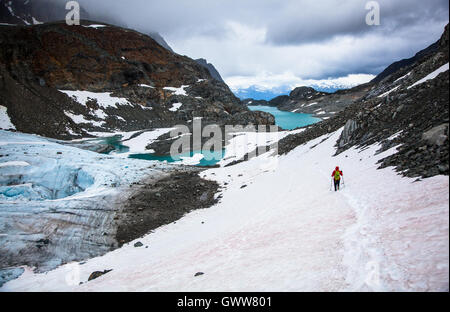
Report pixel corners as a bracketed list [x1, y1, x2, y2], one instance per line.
[0, 21, 274, 140]
[244, 84, 372, 120]
[244, 26, 448, 121]
[195, 58, 225, 83]
[279, 24, 449, 179]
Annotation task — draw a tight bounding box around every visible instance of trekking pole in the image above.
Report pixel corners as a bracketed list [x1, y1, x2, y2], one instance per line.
[342, 176, 345, 189]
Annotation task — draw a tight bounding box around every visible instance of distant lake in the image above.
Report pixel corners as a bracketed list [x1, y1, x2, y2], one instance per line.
[248, 105, 320, 130]
[100, 136, 224, 167]
[129, 150, 225, 167]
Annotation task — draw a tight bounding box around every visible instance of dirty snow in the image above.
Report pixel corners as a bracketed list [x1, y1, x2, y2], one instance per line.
[219, 128, 304, 167]
[1, 127, 448, 291]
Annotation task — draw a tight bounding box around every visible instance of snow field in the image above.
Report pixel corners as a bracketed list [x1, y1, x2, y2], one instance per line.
[3, 127, 447, 291]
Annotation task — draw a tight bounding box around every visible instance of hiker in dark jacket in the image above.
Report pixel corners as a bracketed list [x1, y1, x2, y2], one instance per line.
[331, 166, 343, 191]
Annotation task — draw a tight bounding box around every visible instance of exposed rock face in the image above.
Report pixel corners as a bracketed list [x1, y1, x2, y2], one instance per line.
[289, 86, 324, 100]
[338, 119, 358, 149]
[276, 84, 373, 119]
[269, 95, 290, 107]
[115, 170, 219, 247]
[242, 99, 270, 106]
[88, 269, 112, 281]
[195, 58, 225, 83]
[0, 22, 274, 139]
[0, 0, 175, 52]
[422, 124, 449, 146]
[245, 26, 449, 121]
[279, 23, 449, 179]
[146, 31, 174, 52]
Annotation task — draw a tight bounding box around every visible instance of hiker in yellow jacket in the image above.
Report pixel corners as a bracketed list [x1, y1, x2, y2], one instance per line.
[331, 166, 343, 191]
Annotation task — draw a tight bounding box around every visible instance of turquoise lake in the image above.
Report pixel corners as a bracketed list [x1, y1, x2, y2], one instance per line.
[248, 105, 320, 130]
[129, 150, 225, 167]
[101, 106, 320, 166]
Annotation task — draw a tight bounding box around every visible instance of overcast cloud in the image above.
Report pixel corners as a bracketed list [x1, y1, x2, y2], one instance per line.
[73, 0, 449, 94]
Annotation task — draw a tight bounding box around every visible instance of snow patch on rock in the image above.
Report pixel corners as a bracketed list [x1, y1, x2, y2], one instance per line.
[60, 90, 132, 109]
[0, 106, 15, 130]
[169, 103, 183, 112]
[408, 63, 449, 89]
[163, 85, 189, 96]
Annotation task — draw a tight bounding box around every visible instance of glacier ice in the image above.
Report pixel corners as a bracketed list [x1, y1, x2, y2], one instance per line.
[0, 130, 176, 272]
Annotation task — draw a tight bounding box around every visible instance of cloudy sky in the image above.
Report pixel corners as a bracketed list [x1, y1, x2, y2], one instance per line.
[75, 0, 449, 98]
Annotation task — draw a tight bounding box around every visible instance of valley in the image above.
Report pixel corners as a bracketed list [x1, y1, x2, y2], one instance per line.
[0, 0, 448, 292]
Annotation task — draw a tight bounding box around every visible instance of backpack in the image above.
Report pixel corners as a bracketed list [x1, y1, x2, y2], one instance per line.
[334, 170, 341, 180]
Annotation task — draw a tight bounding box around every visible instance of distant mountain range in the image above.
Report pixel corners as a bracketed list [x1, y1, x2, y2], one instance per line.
[243, 24, 449, 121]
[232, 77, 375, 101]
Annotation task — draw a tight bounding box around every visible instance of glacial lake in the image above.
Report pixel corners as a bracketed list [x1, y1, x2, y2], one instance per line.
[98, 135, 224, 167]
[248, 105, 320, 130]
[98, 106, 320, 166]
[129, 150, 225, 167]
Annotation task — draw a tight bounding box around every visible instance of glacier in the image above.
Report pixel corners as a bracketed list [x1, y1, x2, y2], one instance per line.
[0, 130, 177, 275]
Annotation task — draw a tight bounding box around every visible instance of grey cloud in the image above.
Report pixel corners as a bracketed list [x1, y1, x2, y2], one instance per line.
[264, 0, 449, 45]
[48, 0, 448, 82]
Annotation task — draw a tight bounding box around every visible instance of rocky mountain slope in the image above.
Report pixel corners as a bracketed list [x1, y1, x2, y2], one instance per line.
[195, 58, 225, 83]
[0, 0, 91, 25]
[279, 23, 449, 179]
[1, 0, 227, 82]
[0, 0, 174, 51]
[245, 26, 447, 121]
[0, 21, 273, 140]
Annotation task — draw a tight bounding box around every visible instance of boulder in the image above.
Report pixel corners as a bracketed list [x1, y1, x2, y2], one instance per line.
[422, 124, 448, 146]
[339, 119, 358, 148]
[88, 269, 113, 281]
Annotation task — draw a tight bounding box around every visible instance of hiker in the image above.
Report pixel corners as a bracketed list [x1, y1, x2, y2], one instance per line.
[331, 166, 343, 191]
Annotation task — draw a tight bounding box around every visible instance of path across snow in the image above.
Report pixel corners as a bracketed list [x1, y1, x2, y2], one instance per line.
[2, 129, 448, 291]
